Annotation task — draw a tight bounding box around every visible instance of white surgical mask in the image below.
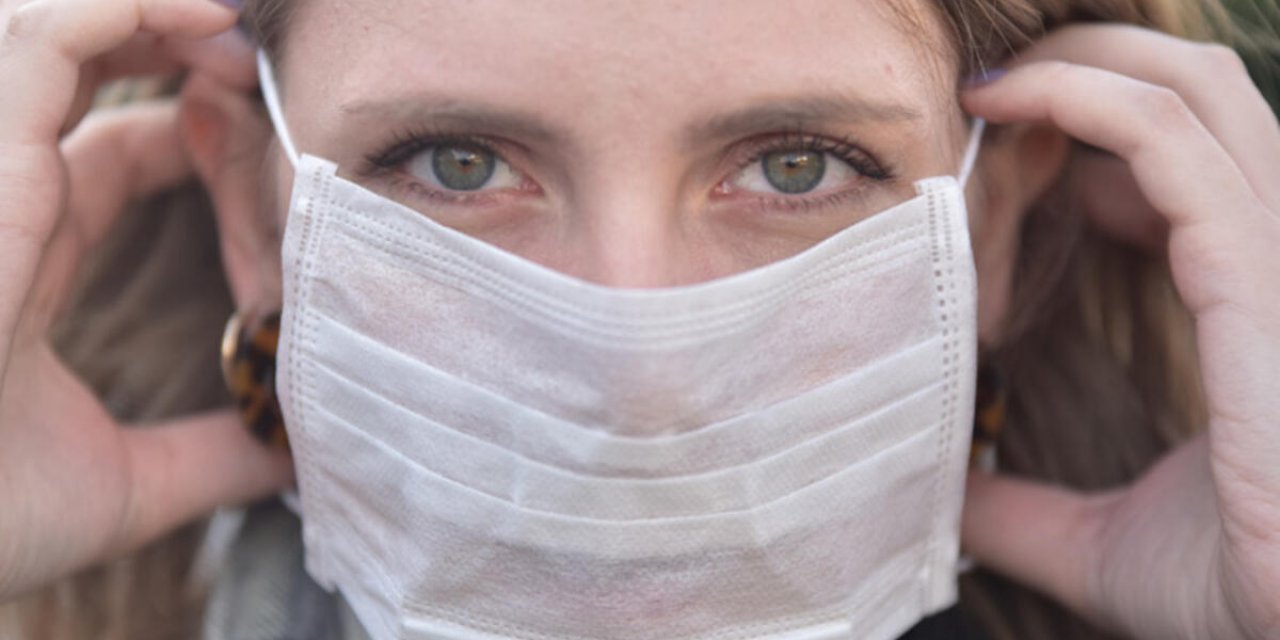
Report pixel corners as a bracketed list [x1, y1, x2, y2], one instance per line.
[259, 51, 984, 640]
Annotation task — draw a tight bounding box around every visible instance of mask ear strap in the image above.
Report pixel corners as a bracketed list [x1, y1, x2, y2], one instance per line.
[256, 50, 301, 168]
[957, 118, 986, 190]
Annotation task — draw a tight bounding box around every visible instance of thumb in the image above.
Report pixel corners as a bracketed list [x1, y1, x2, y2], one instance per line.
[961, 470, 1112, 620]
[112, 411, 294, 555]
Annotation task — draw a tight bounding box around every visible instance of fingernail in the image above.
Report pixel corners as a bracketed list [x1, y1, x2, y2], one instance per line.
[213, 23, 253, 56]
[964, 68, 1007, 89]
[211, 0, 242, 11]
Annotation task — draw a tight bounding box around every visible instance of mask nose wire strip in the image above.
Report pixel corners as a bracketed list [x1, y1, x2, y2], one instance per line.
[257, 49, 301, 168]
[958, 118, 986, 190]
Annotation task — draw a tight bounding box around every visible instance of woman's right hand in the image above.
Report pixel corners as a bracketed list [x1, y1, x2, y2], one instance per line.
[0, 0, 293, 599]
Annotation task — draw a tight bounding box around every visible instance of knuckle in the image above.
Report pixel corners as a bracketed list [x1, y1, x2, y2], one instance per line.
[0, 148, 63, 244]
[1193, 42, 1249, 78]
[73, 108, 130, 146]
[2, 0, 49, 47]
[1136, 85, 1196, 131]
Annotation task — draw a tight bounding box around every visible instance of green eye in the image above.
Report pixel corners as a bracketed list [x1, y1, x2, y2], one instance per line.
[762, 150, 826, 194]
[431, 145, 497, 191]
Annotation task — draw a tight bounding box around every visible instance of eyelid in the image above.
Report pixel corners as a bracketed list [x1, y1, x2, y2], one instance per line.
[707, 131, 899, 220]
[354, 130, 542, 212]
[724, 131, 892, 182]
[356, 127, 896, 215]
[360, 130, 514, 176]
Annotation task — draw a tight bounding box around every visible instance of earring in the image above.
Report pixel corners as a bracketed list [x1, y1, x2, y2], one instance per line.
[220, 309, 290, 450]
[969, 361, 1005, 471]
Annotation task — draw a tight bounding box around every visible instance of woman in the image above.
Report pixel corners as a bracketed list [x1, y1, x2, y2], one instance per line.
[0, 0, 1276, 638]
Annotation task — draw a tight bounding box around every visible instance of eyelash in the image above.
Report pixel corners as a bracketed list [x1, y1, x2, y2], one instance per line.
[738, 131, 893, 181]
[362, 128, 494, 171]
[724, 131, 896, 213]
[356, 127, 897, 210]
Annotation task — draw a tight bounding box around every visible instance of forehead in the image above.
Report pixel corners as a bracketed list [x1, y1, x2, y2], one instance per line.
[281, 0, 958, 142]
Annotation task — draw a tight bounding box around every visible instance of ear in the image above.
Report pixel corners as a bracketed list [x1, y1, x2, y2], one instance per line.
[967, 122, 1070, 348]
[179, 73, 281, 312]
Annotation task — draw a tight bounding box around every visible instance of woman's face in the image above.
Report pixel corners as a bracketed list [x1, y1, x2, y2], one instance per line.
[268, 0, 974, 288]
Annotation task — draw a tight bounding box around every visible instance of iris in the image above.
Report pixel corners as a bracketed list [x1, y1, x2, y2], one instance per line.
[762, 150, 826, 194]
[431, 145, 497, 191]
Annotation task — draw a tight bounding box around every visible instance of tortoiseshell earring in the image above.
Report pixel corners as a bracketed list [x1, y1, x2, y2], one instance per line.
[969, 360, 1006, 471]
[220, 309, 290, 450]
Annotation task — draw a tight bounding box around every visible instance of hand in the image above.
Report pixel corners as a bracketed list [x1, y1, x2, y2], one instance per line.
[960, 25, 1280, 639]
[0, 0, 293, 599]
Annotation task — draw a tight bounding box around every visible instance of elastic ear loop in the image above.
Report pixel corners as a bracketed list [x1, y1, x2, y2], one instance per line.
[958, 118, 986, 189]
[257, 50, 301, 168]
[255, 50, 306, 516]
[952, 117, 988, 579]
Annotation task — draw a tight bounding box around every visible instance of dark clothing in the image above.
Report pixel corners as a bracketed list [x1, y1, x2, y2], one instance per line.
[899, 606, 992, 640]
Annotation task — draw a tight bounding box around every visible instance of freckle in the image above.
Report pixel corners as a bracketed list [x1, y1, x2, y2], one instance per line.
[884, 63, 896, 78]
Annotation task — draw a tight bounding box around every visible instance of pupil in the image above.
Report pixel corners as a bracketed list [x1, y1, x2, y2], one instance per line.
[432, 146, 496, 191]
[763, 150, 826, 194]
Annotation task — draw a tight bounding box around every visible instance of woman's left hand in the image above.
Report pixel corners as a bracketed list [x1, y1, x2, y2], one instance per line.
[960, 24, 1280, 640]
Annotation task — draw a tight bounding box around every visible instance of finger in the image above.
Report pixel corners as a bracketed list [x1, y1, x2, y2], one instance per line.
[165, 27, 257, 90]
[0, 0, 238, 143]
[59, 29, 255, 135]
[961, 63, 1268, 269]
[62, 100, 193, 253]
[0, 0, 234, 359]
[1008, 24, 1280, 211]
[114, 411, 294, 556]
[14, 100, 194, 333]
[91, 28, 256, 90]
[87, 34, 186, 80]
[961, 470, 1112, 624]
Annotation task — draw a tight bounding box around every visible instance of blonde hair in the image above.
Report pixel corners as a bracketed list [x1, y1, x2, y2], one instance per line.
[5, 1, 1276, 638]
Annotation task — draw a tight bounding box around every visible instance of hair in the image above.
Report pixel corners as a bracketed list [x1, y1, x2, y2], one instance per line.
[3, 1, 1277, 638]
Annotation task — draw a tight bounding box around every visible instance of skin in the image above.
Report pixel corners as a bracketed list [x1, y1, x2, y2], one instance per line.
[0, 0, 1275, 638]
[264, 2, 980, 287]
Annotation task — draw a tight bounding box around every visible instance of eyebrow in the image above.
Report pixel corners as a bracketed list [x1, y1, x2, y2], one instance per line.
[684, 94, 922, 146]
[339, 95, 561, 143]
[338, 91, 922, 148]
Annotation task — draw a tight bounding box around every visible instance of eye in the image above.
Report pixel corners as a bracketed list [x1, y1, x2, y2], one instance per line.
[404, 143, 523, 192]
[729, 148, 860, 196]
